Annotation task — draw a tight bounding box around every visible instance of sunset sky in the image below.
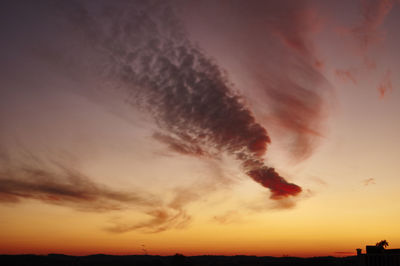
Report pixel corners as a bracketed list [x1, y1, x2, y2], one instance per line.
[1, 0, 400, 257]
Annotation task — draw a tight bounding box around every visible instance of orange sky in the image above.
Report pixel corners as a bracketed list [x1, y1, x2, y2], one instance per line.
[1, 0, 400, 257]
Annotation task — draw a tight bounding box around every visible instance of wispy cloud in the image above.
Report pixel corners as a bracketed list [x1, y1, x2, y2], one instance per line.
[335, 69, 358, 85]
[363, 178, 376, 186]
[106, 160, 234, 233]
[378, 70, 393, 98]
[0, 150, 229, 233]
[337, 0, 396, 97]
[0, 154, 159, 212]
[212, 210, 242, 225]
[350, 0, 395, 51]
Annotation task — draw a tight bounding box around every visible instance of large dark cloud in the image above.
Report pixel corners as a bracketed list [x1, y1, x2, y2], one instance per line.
[53, 0, 302, 199]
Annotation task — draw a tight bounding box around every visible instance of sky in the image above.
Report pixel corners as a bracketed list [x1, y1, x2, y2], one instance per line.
[1, 0, 400, 258]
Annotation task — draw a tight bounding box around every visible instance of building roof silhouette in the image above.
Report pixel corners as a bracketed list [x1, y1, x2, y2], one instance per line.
[357, 245, 400, 266]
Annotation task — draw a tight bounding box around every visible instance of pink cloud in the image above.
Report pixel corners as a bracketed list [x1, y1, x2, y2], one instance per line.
[351, 0, 395, 51]
[335, 69, 358, 85]
[378, 70, 393, 98]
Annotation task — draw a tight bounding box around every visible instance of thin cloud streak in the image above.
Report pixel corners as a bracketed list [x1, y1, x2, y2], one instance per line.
[0, 156, 160, 212]
[0, 150, 223, 232]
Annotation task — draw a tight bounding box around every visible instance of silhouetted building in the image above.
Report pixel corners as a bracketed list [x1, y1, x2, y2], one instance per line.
[357, 245, 400, 266]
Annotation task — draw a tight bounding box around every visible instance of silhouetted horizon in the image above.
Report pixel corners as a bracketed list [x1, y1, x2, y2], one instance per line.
[0, 253, 358, 266]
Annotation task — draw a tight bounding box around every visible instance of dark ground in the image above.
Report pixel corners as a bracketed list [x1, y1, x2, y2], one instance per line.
[0, 254, 358, 266]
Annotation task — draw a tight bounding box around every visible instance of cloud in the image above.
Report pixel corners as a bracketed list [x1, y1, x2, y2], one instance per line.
[363, 178, 376, 186]
[107, 161, 234, 233]
[0, 149, 223, 233]
[1, 1, 335, 231]
[309, 176, 328, 186]
[212, 210, 241, 224]
[0, 155, 159, 212]
[106, 208, 191, 234]
[105, 185, 203, 233]
[246, 189, 314, 211]
[378, 70, 393, 98]
[54, 0, 304, 199]
[335, 69, 358, 85]
[261, 78, 326, 160]
[336, 0, 395, 96]
[247, 167, 301, 200]
[153, 132, 207, 157]
[351, 0, 395, 51]
[269, 6, 323, 58]
[183, 1, 330, 162]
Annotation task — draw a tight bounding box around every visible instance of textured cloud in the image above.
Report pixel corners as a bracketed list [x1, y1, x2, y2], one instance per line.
[54, 0, 303, 199]
[0, 0, 336, 234]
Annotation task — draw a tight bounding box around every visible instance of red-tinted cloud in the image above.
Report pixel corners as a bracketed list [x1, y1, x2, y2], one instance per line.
[351, 0, 395, 51]
[378, 70, 393, 98]
[269, 7, 323, 58]
[335, 69, 358, 85]
[248, 167, 301, 199]
[336, 0, 395, 98]
[184, 1, 329, 162]
[57, 1, 303, 199]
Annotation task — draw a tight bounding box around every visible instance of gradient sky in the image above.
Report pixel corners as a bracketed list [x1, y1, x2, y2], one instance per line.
[1, 0, 400, 257]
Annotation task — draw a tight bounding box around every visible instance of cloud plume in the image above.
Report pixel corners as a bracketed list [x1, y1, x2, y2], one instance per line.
[56, 0, 302, 199]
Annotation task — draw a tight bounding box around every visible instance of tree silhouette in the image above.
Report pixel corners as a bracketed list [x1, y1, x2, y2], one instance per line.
[376, 240, 389, 249]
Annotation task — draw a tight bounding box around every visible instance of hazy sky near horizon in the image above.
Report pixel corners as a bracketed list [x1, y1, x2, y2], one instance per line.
[1, 0, 400, 257]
